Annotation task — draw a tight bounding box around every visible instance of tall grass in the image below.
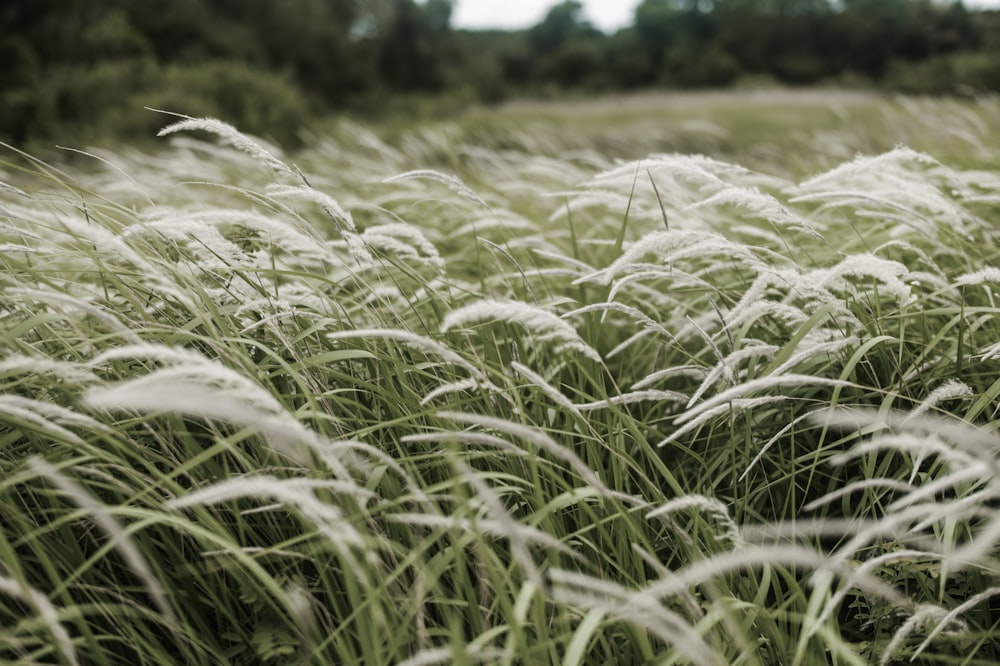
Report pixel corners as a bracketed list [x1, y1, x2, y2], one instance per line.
[1, 94, 999, 664]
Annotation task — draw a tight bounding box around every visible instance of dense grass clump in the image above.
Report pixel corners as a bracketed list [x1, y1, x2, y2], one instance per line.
[1, 95, 999, 665]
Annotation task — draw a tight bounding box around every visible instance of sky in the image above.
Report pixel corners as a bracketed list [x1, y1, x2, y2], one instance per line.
[451, 0, 1000, 33]
[452, 0, 640, 32]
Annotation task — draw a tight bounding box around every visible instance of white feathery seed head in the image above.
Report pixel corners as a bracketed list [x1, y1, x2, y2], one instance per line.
[811, 254, 912, 302]
[383, 169, 489, 208]
[29, 458, 177, 624]
[647, 494, 743, 547]
[167, 475, 368, 548]
[157, 116, 294, 176]
[685, 186, 820, 237]
[0, 574, 79, 666]
[441, 299, 601, 362]
[955, 267, 1000, 286]
[327, 328, 485, 380]
[361, 222, 444, 271]
[266, 183, 355, 231]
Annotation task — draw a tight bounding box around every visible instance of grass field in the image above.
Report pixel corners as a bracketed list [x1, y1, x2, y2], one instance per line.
[2, 90, 1000, 665]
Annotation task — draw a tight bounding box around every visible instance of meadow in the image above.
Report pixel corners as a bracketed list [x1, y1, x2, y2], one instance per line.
[1, 90, 999, 665]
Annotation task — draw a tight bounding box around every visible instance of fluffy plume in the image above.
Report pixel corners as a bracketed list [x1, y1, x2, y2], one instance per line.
[157, 116, 293, 176]
[441, 299, 602, 362]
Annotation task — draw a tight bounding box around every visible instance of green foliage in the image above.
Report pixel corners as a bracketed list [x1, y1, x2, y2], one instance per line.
[82, 8, 153, 61]
[376, 0, 454, 92]
[0, 57, 309, 148]
[3, 0, 1000, 146]
[951, 50, 1000, 91]
[146, 62, 312, 145]
[887, 50, 1000, 95]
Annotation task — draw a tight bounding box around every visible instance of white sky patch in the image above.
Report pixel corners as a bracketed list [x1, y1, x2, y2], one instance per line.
[451, 0, 1000, 33]
[452, 0, 641, 32]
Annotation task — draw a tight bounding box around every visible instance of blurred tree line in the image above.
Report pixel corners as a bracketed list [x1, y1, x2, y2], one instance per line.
[1, 0, 998, 146]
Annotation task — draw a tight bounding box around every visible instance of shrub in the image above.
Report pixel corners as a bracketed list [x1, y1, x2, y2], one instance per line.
[143, 61, 311, 146]
[0, 58, 310, 148]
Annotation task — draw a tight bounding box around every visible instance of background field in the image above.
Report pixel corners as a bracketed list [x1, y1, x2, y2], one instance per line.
[2, 91, 1000, 665]
[4, 0, 1000, 148]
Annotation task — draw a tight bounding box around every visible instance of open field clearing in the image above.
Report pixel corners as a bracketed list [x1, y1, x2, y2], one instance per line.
[2, 91, 1000, 664]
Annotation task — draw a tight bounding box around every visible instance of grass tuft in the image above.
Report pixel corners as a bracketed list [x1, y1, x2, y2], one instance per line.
[1, 95, 999, 664]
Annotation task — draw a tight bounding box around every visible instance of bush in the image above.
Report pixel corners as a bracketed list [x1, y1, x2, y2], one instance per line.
[950, 50, 1000, 92]
[0, 59, 311, 148]
[0, 58, 158, 146]
[886, 51, 1000, 94]
[663, 44, 743, 88]
[143, 62, 311, 146]
[885, 57, 957, 94]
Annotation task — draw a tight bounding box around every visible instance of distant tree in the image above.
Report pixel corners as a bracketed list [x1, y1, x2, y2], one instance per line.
[633, 0, 678, 81]
[528, 1, 605, 87]
[604, 28, 653, 89]
[635, 0, 720, 86]
[376, 0, 453, 91]
[530, 1, 590, 52]
[82, 8, 152, 61]
[3, 0, 1000, 146]
[119, 0, 230, 62]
